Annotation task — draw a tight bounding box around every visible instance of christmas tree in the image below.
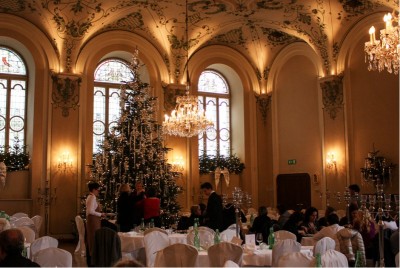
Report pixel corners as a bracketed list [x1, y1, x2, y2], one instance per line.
[90, 49, 181, 218]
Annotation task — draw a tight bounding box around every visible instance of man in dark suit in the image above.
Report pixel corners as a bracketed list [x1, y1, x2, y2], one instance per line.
[201, 182, 223, 231]
[0, 228, 40, 267]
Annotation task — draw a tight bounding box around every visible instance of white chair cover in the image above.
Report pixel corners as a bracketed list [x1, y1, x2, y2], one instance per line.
[143, 230, 169, 267]
[277, 251, 315, 267]
[313, 236, 336, 256]
[74, 215, 86, 256]
[198, 226, 216, 235]
[34, 247, 73, 267]
[221, 228, 237, 243]
[207, 242, 243, 267]
[274, 230, 297, 242]
[224, 260, 240, 267]
[11, 212, 29, 219]
[12, 217, 36, 232]
[272, 239, 301, 267]
[30, 236, 58, 257]
[143, 227, 168, 236]
[321, 249, 348, 267]
[187, 228, 215, 249]
[154, 243, 198, 267]
[31, 215, 43, 238]
[0, 218, 10, 231]
[16, 226, 36, 243]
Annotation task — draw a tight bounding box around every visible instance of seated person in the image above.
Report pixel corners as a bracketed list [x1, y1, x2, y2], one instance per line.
[0, 228, 40, 267]
[249, 206, 272, 244]
[222, 203, 247, 231]
[317, 206, 336, 228]
[300, 206, 319, 234]
[277, 204, 291, 229]
[283, 211, 304, 243]
[313, 213, 343, 251]
[339, 203, 359, 226]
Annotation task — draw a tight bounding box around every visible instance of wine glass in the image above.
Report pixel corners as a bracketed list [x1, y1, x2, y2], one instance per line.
[256, 233, 263, 245]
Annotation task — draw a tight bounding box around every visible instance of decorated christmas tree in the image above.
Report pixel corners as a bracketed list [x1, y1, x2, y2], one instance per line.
[90, 49, 181, 218]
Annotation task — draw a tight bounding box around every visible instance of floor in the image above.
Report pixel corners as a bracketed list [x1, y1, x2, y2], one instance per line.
[59, 240, 88, 267]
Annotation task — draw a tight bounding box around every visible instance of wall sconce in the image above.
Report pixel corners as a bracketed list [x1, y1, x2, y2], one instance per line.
[58, 152, 72, 172]
[170, 156, 184, 173]
[326, 152, 337, 169]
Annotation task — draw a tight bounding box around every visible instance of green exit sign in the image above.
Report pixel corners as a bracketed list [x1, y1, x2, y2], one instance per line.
[288, 159, 296, 165]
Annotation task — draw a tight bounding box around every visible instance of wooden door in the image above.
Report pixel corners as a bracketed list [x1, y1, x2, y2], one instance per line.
[277, 173, 311, 211]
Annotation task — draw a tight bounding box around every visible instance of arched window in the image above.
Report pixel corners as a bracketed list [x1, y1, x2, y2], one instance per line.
[93, 59, 133, 154]
[0, 47, 27, 149]
[198, 70, 230, 157]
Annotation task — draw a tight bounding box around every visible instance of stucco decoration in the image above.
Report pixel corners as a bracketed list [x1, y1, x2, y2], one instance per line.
[255, 93, 272, 126]
[162, 83, 187, 114]
[51, 73, 82, 117]
[0, 162, 6, 189]
[320, 75, 344, 120]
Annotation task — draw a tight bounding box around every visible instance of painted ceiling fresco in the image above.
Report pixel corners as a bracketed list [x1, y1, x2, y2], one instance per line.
[0, 0, 397, 80]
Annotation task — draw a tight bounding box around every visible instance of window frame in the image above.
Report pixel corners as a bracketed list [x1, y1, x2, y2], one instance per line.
[0, 46, 28, 150]
[197, 69, 231, 157]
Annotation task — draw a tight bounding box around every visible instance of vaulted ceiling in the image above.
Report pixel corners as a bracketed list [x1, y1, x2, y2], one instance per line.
[1, 0, 397, 78]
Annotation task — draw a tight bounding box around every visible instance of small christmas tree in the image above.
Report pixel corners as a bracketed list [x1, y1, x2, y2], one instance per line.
[90, 49, 181, 218]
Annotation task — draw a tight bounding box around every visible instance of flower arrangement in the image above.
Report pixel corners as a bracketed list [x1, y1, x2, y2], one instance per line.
[0, 137, 30, 171]
[199, 154, 245, 175]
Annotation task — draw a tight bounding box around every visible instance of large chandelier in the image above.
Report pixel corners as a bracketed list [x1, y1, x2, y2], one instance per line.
[162, 0, 213, 138]
[364, 11, 399, 74]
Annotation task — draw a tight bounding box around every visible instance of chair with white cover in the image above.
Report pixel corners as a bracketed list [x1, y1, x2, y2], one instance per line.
[12, 217, 36, 232]
[144, 230, 169, 267]
[220, 227, 237, 243]
[11, 212, 29, 219]
[154, 243, 198, 267]
[143, 227, 168, 236]
[223, 260, 239, 267]
[92, 227, 122, 267]
[74, 215, 86, 257]
[187, 228, 215, 249]
[33, 247, 72, 267]
[198, 226, 216, 235]
[0, 218, 10, 231]
[16, 226, 36, 243]
[321, 249, 348, 267]
[30, 236, 59, 258]
[313, 237, 336, 256]
[274, 230, 297, 242]
[207, 242, 243, 267]
[30, 215, 43, 239]
[277, 251, 315, 267]
[272, 239, 301, 267]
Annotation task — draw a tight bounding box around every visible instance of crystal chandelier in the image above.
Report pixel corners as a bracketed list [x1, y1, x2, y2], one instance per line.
[364, 12, 399, 74]
[162, 0, 213, 138]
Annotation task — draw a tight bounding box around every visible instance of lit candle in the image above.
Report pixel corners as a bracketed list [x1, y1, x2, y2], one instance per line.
[369, 26, 375, 44]
[384, 13, 392, 31]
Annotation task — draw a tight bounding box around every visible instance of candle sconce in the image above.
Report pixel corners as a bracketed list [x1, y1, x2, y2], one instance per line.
[170, 156, 184, 173]
[222, 187, 252, 238]
[37, 181, 57, 206]
[326, 152, 337, 170]
[57, 152, 73, 172]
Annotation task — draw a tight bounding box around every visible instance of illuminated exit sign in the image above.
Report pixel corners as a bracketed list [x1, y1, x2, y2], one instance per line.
[288, 159, 296, 165]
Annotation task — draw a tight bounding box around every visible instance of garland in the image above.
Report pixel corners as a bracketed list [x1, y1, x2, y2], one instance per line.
[199, 154, 245, 175]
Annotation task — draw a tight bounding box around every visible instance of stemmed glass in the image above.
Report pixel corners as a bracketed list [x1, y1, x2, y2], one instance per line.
[256, 233, 263, 246]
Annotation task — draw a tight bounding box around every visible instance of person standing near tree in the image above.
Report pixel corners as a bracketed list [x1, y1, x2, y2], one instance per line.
[132, 181, 146, 226]
[201, 182, 223, 231]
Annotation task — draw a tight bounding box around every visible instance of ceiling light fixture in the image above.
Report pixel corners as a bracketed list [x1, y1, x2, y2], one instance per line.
[364, 11, 399, 74]
[162, 0, 213, 138]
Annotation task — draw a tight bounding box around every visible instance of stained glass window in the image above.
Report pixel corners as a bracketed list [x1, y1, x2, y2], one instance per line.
[93, 59, 133, 154]
[198, 70, 230, 157]
[0, 47, 27, 149]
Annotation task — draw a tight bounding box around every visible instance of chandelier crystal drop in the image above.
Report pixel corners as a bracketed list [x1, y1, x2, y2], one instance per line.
[364, 11, 399, 74]
[163, 90, 213, 138]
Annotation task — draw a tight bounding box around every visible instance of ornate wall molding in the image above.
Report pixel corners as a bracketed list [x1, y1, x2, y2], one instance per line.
[255, 93, 272, 126]
[162, 82, 186, 113]
[320, 75, 344, 120]
[51, 73, 81, 117]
